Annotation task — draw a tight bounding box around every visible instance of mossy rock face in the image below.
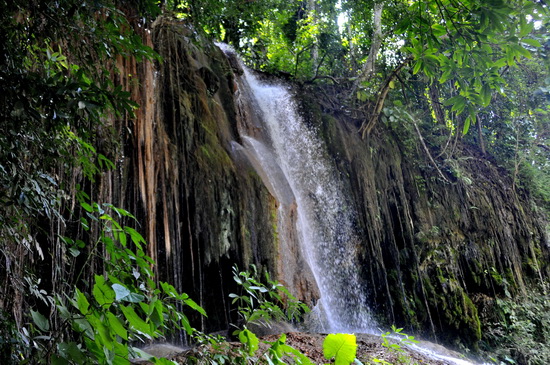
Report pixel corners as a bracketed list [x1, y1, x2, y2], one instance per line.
[112, 17, 286, 331]
[119, 17, 547, 345]
[296, 83, 549, 351]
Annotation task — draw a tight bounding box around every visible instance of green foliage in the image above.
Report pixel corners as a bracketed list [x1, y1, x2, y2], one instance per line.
[265, 333, 315, 365]
[0, 1, 208, 364]
[323, 333, 358, 365]
[366, 327, 419, 365]
[23, 196, 207, 364]
[379, 326, 419, 355]
[481, 286, 550, 364]
[190, 271, 312, 365]
[393, 0, 546, 124]
[229, 265, 310, 330]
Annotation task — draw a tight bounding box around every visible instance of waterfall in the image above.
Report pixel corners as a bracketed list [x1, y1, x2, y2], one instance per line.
[220, 44, 375, 333]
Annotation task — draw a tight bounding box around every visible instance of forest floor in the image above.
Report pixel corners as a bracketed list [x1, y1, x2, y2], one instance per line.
[137, 332, 477, 365]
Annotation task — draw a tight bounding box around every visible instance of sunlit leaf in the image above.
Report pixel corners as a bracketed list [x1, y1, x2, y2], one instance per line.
[323, 333, 357, 365]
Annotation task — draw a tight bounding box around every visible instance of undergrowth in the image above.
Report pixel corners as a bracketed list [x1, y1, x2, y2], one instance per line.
[481, 284, 549, 364]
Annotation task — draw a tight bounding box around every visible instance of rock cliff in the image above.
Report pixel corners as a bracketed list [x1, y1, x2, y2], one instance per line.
[103, 17, 548, 347]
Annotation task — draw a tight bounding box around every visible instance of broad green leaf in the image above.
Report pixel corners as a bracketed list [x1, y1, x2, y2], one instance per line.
[87, 314, 114, 348]
[149, 300, 164, 328]
[112, 283, 131, 301]
[124, 292, 145, 303]
[75, 288, 90, 315]
[522, 38, 542, 48]
[31, 310, 50, 332]
[120, 305, 151, 335]
[107, 312, 128, 340]
[57, 342, 86, 363]
[73, 318, 94, 339]
[93, 275, 115, 307]
[481, 83, 492, 107]
[183, 296, 207, 316]
[239, 328, 259, 356]
[323, 333, 357, 365]
[463, 116, 471, 135]
[112, 341, 130, 365]
[56, 302, 71, 320]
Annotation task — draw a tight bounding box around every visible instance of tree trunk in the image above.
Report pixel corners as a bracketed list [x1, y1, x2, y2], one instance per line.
[308, 0, 318, 72]
[348, 2, 384, 100]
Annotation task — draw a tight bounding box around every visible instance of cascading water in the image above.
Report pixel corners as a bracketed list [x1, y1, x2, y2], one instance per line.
[220, 44, 375, 333]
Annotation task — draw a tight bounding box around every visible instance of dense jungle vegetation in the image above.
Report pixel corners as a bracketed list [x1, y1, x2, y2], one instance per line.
[0, 0, 548, 363]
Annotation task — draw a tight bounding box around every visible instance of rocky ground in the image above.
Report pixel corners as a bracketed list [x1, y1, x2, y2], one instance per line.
[135, 332, 477, 365]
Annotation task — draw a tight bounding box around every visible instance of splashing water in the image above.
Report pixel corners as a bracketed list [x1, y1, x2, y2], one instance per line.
[218, 42, 376, 333]
[246, 70, 375, 332]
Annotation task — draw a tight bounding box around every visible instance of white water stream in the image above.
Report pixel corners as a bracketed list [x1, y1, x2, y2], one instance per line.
[242, 70, 376, 333]
[219, 43, 375, 333]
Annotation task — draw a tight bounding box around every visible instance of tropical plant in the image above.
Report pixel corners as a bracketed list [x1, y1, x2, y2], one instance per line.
[229, 265, 310, 332]
[323, 333, 358, 365]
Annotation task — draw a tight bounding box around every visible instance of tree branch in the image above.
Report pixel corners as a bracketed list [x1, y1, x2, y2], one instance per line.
[358, 57, 412, 139]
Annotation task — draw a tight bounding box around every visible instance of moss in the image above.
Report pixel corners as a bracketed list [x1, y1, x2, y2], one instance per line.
[462, 292, 482, 343]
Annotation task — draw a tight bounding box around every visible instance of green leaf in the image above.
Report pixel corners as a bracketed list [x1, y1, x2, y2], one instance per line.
[93, 275, 115, 308]
[57, 342, 86, 363]
[112, 283, 131, 301]
[518, 20, 534, 37]
[183, 296, 207, 317]
[51, 355, 69, 365]
[522, 38, 542, 48]
[124, 292, 146, 303]
[124, 226, 145, 250]
[180, 313, 194, 335]
[73, 318, 94, 339]
[68, 247, 80, 257]
[280, 344, 315, 365]
[511, 44, 532, 59]
[323, 333, 357, 365]
[450, 96, 467, 114]
[463, 116, 471, 135]
[80, 201, 93, 212]
[75, 289, 90, 315]
[439, 69, 452, 84]
[120, 305, 152, 336]
[431, 24, 446, 37]
[56, 302, 71, 320]
[107, 312, 128, 340]
[238, 328, 259, 356]
[412, 59, 423, 75]
[395, 18, 411, 34]
[31, 310, 50, 332]
[356, 90, 368, 102]
[481, 83, 492, 107]
[87, 314, 114, 348]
